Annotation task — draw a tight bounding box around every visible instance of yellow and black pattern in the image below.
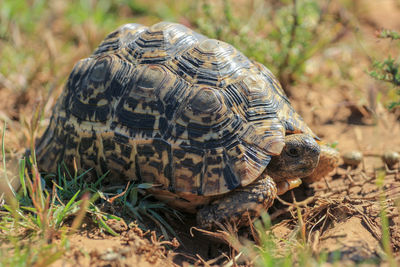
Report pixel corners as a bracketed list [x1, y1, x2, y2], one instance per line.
[36, 22, 322, 211]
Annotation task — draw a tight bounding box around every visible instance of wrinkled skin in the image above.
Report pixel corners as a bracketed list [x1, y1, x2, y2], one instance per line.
[268, 134, 321, 182]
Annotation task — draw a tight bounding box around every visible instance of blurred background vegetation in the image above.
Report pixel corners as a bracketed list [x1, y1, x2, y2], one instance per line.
[0, 0, 399, 125]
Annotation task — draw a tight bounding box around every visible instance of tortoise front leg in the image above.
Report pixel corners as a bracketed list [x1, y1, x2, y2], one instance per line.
[196, 177, 277, 230]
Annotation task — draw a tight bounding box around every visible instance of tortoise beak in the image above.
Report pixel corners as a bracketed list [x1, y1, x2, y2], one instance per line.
[276, 178, 302, 195]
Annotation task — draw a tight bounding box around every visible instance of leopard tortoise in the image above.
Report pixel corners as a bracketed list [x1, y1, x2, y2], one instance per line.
[35, 22, 339, 229]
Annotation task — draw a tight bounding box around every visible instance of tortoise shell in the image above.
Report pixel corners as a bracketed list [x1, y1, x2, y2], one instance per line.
[36, 22, 315, 198]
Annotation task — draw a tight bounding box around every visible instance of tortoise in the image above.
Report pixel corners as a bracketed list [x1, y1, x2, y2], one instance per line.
[35, 22, 339, 229]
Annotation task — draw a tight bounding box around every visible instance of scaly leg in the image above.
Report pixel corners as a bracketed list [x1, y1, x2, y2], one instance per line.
[197, 177, 277, 230]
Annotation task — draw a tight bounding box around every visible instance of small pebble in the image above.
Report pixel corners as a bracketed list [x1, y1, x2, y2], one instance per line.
[342, 151, 363, 167]
[100, 250, 120, 261]
[382, 151, 400, 168]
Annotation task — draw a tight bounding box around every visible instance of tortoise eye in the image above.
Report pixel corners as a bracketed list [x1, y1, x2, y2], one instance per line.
[189, 88, 222, 114]
[286, 147, 300, 158]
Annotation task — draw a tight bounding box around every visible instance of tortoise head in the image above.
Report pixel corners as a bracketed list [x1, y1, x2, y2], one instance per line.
[267, 133, 320, 183]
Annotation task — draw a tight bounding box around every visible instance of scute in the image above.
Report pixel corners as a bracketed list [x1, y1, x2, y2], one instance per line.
[254, 62, 316, 137]
[124, 22, 206, 65]
[136, 139, 173, 188]
[175, 39, 252, 86]
[197, 39, 225, 53]
[225, 141, 272, 187]
[93, 23, 147, 56]
[36, 22, 317, 200]
[67, 55, 134, 122]
[190, 88, 222, 114]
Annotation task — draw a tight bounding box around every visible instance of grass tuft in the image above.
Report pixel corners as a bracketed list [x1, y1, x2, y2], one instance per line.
[190, 0, 348, 95]
[369, 29, 400, 109]
[1, 115, 181, 266]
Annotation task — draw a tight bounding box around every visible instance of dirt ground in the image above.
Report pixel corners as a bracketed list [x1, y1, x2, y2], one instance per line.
[1, 0, 400, 266]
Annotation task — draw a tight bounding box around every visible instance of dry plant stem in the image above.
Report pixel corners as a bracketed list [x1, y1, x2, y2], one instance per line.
[271, 196, 316, 221]
[202, 254, 226, 266]
[346, 173, 355, 184]
[385, 164, 399, 176]
[223, 252, 242, 267]
[190, 226, 231, 244]
[70, 193, 90, 233]
[278, 0, 298, 93]
[248, 212, 261, 245]
[176, 253, 198, 264]
[361, 155, 367, 172]
[291, 190, 306, 242]
[307, 214, 326, 243]
[107, 181, 130, 204]
[310, 230, 320, 254]
[196, 253, 211, 267]
[323, 176, 332, 191]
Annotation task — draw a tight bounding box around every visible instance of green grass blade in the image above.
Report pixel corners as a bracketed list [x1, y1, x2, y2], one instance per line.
[1, 121, 17, 197]
[96, 215, 119, 236]
[18, 158, 27, 197]
[128, 186, 138, 206]
[55, 190, 80, 228]
[147, 208, 178, 239]
[61, 161, 73, 180]
[125, 201, 143, 221]
[137, 183, 153, 189]
[93, 170, 109, 188]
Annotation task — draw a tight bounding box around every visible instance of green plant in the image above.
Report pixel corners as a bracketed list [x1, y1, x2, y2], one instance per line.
[0, 118, 118, 265]
[0, 121, 85, 266]
[230, 212, 330, 267]
[369, 29, 400, 109]
[0, 0, 47, 38]
[375, 170, 397, 267]
[1, 113, 181, 248]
